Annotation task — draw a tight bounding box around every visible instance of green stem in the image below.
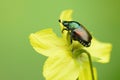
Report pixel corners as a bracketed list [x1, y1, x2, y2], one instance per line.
[76, 49, 95, 80]
[84, 51, 95, 80]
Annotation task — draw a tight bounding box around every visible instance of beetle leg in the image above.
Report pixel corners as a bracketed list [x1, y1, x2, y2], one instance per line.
[66, 31, 72, 44]
[62, 28, 68, 33]
[70, 32, 74, 44]
[70, 37, 72, 44]
[69, 34, 72, 44]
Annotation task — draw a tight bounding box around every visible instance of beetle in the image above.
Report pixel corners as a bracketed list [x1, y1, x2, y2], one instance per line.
[59, 19, 92, 47]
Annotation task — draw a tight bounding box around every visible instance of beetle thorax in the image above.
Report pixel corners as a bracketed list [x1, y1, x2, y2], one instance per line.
[69, 22, 80, 30]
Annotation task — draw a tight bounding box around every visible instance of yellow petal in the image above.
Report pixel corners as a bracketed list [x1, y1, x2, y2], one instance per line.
[43, 54, 81, 80]
[78, 62, 97, 80]
[85, 38, 112, 63]
[59, 10, 73, 40]
[60, 9, 73, 21]
[29, 28, 67, 57]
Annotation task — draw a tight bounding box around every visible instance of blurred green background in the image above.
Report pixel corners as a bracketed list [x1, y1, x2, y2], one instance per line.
[0, 0, 119, 80]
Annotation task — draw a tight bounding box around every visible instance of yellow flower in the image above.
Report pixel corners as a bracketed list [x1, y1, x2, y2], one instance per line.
[29, 10, 112, 80]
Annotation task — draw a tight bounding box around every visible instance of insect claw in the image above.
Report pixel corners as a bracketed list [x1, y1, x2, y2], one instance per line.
[62, 29, 64, 33]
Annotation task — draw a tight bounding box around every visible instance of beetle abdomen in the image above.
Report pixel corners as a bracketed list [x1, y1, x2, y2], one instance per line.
[72, 28, 92, 47]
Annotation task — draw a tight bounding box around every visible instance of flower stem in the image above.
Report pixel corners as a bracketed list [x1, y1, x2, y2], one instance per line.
[85, 51, 95, 80]
[75, 49, 95, 80]
[80, 49, 94, 80]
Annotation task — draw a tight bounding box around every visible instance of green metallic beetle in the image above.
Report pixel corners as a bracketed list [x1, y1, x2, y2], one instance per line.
[59, 20, 92, 47]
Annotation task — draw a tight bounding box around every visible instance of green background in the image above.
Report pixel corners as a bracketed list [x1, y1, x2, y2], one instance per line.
[0, 0, 119, 80]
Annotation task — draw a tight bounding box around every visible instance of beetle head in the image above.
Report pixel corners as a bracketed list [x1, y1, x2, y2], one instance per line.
[59, 19, 69, 29]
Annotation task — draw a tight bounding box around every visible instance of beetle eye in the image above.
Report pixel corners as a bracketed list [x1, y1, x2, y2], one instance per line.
[58, 20, 69, 28]
[63, 22, 69, 27]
